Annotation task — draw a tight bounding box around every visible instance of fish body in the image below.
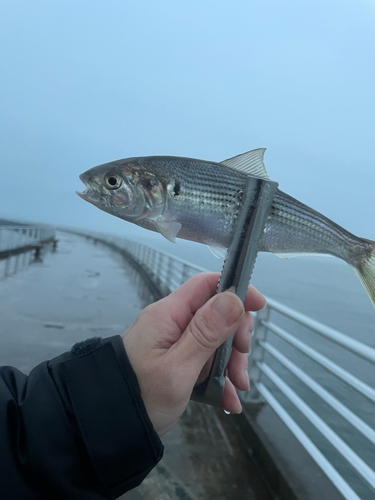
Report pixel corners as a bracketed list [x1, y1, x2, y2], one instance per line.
[79, 155, 246, 248]
[77, 149, 375, 306]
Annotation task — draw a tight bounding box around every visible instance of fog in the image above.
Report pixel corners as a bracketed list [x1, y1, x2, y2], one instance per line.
[1, 0, 374, 264]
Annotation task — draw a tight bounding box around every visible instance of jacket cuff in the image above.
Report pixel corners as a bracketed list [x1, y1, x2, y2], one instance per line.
[49, 335, 163, 497]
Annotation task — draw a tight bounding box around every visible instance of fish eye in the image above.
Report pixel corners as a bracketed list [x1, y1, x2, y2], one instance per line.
[104, 173, 122, 190]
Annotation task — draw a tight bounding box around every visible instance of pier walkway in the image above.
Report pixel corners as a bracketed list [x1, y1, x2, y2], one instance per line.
[0, 232, 150, 372]
[0, 232, 272, 500]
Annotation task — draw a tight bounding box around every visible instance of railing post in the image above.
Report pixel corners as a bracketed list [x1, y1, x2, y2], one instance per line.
[136, 243, 141, 260]
[150, 249, 156, 274]
[132, 242, 137, 259]
[7, 229, 13, 250]
[145, 246, 150, 267]
[145, 247, 151, 268]
[156, 253, 164, 285]
[4, 254, 11, 277]
[140, 244, 146, 264]
[181, 263, 190, 284]
[142, 246, 147, 265]
[164, 257, 173, 292]
[242, 305, 271, 403]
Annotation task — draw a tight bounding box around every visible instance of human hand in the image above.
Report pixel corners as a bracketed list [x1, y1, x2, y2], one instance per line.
[121, 272, 266, 437]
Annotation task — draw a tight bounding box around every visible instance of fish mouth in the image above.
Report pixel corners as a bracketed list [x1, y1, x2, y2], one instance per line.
[76, 189, 93, 202]
[76, 174, 101, 206]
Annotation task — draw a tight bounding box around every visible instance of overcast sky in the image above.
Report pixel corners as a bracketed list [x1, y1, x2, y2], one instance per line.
[1, 0, 374, 249]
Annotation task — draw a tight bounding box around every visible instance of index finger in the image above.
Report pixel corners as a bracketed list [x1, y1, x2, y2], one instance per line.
[244, 284, 266, 311]
[167, 272, 265, 313]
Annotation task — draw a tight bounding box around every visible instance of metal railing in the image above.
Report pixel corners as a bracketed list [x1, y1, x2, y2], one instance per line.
[73, 231, 207, 295]
[246, 303, 375, 500]
[0, 225, 56, 255]
[71, 230, 375, 500]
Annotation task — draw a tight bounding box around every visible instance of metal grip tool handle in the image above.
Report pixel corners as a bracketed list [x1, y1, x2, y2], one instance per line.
[191, 176, 278, 406]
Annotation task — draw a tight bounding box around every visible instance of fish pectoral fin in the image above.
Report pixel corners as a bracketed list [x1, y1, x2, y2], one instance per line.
[154, 220, 182, 243]
[220, 148, 270, 180]
[207, 244, 228, 259]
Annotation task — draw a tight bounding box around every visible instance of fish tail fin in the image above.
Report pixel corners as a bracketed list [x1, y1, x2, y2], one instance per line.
[352, 239, 375, 307]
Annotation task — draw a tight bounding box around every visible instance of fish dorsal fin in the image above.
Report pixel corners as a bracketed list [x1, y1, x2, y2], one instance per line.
[220, 148, 270, 180]
[154, 220, 182, 243]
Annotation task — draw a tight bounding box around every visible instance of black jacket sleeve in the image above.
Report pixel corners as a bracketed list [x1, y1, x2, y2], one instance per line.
[0, 335, 164, 500]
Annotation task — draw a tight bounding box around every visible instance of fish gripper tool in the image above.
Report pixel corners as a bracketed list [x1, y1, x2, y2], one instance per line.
[191, 176, 279, 406]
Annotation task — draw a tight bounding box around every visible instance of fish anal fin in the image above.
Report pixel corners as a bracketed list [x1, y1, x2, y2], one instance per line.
[275, 252, 333, 259]
[154, 220, 182, 243]
[207, 245, 227, 259]
[221, 148, 270, 180]
[276, 252, 311, 259]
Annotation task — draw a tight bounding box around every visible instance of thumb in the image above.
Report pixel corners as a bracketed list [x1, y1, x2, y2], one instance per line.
[175, 291, 245, 370]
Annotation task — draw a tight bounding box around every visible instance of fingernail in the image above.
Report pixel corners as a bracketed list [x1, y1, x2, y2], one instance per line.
[223, 404, 242, 415]
[248, 284, 267, 308]
[212, 293, 244, 326]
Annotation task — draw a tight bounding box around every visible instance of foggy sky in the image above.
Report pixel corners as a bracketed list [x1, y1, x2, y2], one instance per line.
[1, 0, 374, 248]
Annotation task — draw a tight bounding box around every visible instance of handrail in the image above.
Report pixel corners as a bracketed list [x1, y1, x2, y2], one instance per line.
[263, 320, 375, 403]
[265, 297, 375, 364]
[66, 229, 375, 500]
[256, 383, 362, 500]
[261, 341, 375, 445]
[258, 363, 375, 491]
[0, 225, 55, 256]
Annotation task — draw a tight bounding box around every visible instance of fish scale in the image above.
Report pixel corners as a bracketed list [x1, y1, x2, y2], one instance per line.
[261, 190, 359, 262]
[142, 157, 247, 247]
[77, 149, 375, 307]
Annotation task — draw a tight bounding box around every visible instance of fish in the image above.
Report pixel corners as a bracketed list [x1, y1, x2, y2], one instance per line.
[77, 148, 375, 307]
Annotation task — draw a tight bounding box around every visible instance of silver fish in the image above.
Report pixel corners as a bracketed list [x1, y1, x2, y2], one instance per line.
[77, 149, 375, 307]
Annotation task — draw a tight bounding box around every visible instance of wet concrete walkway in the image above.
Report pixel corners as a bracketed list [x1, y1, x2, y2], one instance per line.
[0, 232, 272, 499]
[0, 231, 151, 372]
[123, 402, 273, 500]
